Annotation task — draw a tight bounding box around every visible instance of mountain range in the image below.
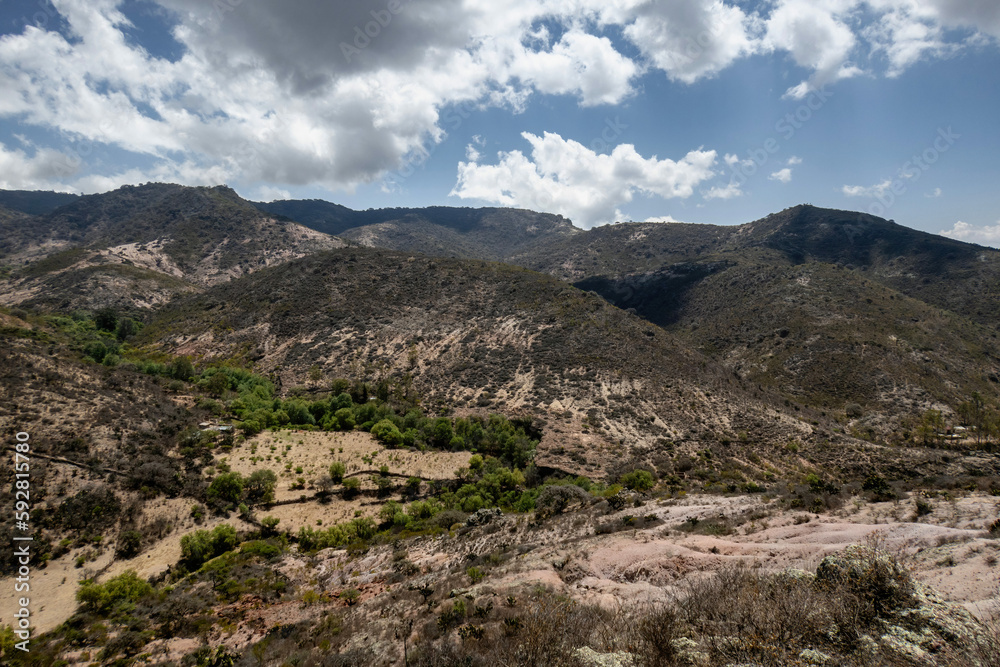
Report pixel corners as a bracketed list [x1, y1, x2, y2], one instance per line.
[2, 182, 998, 480]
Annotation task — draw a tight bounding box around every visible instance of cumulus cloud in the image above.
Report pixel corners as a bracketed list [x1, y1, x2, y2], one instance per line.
[0, 0, 996, 197]
[842, 179, 894, 197]
[939, 220, 1000, 247]
[623, 0, 761, 83]
[769, 168, 793, 183]
[0, 142, 81, 190]
[450, 131, 717, 228]
[764, 0, 863, 99]
[702, 180, 743, 200]
[505, 30, 640, 106]
[645, 215, 680, 222]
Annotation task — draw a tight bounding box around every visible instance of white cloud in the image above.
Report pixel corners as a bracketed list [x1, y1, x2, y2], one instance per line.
[506, 30, 640, 106]
[787, 155, 803, 165]
[0, 142, 81, 190]
[769, 168, 793, 183]
[0, 0, 996, 196]
[939, 220, 1000, 247]
[255, 186, 292, 202]
[450, 131, 717, 228]
[925, 187, 942, 197]
[623, 0, 762, 83]
[842, 179, 894, 197]
[702, 180, 743, 200]
[764, 0, 863, 98]
[645, 215, 679, 222]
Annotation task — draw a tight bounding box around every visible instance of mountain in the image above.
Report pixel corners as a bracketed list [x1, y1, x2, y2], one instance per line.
[255, 199, 579, 260]
[0, 188, 80, 216]
[0, 183, 345, 312]
[138, 245, 995, 485]
[142, 247, 805, 476]
[503, 206, 1000, 430]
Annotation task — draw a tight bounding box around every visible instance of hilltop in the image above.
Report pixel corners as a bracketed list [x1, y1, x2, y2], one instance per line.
[0, 184, 344, 312]
[255, 199, 578, 261]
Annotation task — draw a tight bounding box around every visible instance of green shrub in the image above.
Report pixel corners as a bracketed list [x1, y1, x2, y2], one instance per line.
[180, 524, 238, 570]
[371, 419, 404, 447]
[207, 472, 245, 506]
[342, 477, 361, 499]
[76, 571, 152, 616]
[244, 469, 277, 505]
[620, 470, 656, 492]
[329, 461, 346, 484]
[240, 540, 282, 560]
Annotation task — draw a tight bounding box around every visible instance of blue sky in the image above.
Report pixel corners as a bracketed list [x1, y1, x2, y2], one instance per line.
[0, 1, 998, 243]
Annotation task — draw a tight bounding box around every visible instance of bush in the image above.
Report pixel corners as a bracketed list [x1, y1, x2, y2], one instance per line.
[76, 571, 152, 616]
[115, 530, 143, 559]
[342, 477, 361, 499]
[329, 461, 346, 484]
[536, 484, 590, 518]
[435, 509, 467, 529]
[244, 469, 277, 506]
[207, 472, 245, 506]
[620, 469, 656, 492]
[240, 540, 282, 560]
[862, 474, 896, 502]
[371, 419, 404, 447]
[180, 524, 238, 570]
[94, 307, 118, 332]
[260, 516, 280, 537]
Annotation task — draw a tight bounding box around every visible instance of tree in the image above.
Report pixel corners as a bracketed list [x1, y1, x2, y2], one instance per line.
[205, 372, 230, 397]
[168, 357, 195, 381]
[620, 469, 656, 492]
[180, 524, 238, 569]
[207, 472, 244, 506]
[115, 317, 138, 341]
[244, 469, 277, 506]
[329, 461, 346, 484]
[917, 409, 945, 447]
[94, 307, 118, 332]
[342, 477, 361, 499]
[371, 419, 403, 447]
[260, 516, 280, 537]
[957, 392, 990, 446]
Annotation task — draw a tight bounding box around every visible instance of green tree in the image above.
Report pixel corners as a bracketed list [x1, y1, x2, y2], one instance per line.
[957, 392, 989, 446]
[207, 472, 245, 506]
[84, 341, 108, 363]
[620, 469, 656, 492]
[329, 461, 346, 484]
[76, 570, 153, 616]
[168, 356, 195, 381]
[115, 317, 138, 341]
[260, 516, 280, 537]
[371, 419, 403, 447]
[180, 524, 238, 570]
[94, 307, 118, 332]
[244, 469, 278, 505]
[333, 408, 355, 430]
[342, 477, 361, 499]
[917, 409, 946, 447]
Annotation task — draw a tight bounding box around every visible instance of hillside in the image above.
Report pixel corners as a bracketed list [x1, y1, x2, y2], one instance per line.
[256, 199, 579, 261]
[0, 189, 80, 216]
[138, 246, 1000, 486]
[0, 184, 345, 312]
[507, 206, 1000, 428]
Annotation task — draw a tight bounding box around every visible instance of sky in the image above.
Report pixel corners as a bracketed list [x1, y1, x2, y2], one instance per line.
[0, 0, 998, 243]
